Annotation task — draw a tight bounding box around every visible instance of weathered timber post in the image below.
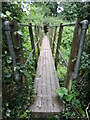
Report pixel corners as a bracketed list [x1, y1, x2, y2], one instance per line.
[48, 28, 51, 43]
[52, 26, 57, 54]
[34, 25, 40, 56]
[49, 27, 53, 49]
[29, 23, 37, 69]
[50, 28, 53, 49]
[3, 21, 19, 81]
[37, 26, 41, 46]
[12, 20, 24, 63]
[65, 20, 81, 91]
[55, 23, 63, 70]
[73, 20, 89, 79]
[12, 20, 28, 89]
[40, 26, 43, 45]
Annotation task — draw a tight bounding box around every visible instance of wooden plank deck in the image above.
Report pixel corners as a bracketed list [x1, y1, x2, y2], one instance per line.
[30, 36, 64, 118]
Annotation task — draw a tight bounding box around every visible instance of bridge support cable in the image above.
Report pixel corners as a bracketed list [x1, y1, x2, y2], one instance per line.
[58, 49, 68, 67]
[24, 39, 40, 67]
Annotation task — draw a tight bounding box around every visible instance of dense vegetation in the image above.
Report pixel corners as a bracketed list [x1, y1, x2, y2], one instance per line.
[1, 2, 90, 120]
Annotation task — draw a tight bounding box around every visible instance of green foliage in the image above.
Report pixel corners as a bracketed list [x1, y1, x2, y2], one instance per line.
[60, 2, 90, 21]
[81, 51, 90, 70]
[56, 87, 68, 98]
[56, 85, 87, 119]
[56, 87, 74, 102]
[64, 93, 73, 102]
[21, 2, 62, 26]
[2, 2, 25, 21]
[3, 57, 36, 119]
[60, 2, 78, 21]
[6, 11, 11, 17]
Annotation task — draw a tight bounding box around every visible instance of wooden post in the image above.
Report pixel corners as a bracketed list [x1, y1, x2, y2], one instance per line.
[40, 26, 43, 45]
[55, 23, 63, 70]
[52, 26, 57, 54]
[29, 23, 37, 69]
[29, 23, 36, 58]
[12, 20, 24, 63]
[49, 27, 53, 49]
[37, 26, 41, 46]
[34, 25, 40, 56]
[48, 28, 51, 44]
[73, 20, 88, 79]
[50, 28, 53, 49]
[12, 20, 28, 90]
[65, 19, 80, 92]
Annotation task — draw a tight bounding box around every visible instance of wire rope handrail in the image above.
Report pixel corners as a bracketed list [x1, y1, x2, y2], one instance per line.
[24, 38, 40, 67]
[49, 35, 68, 67]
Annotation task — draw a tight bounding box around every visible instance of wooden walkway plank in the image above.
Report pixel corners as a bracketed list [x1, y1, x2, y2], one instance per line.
[46, 45, 53, 113]
[42, 49, 47, 112]
[49, 42, 61, 113]
[30, 35, 64, 117]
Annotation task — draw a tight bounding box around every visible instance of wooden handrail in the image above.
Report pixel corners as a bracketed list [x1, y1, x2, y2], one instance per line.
[6, 21, 81, 28]
[62, 22, 76, 27]
[17, 23, 43, 28]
